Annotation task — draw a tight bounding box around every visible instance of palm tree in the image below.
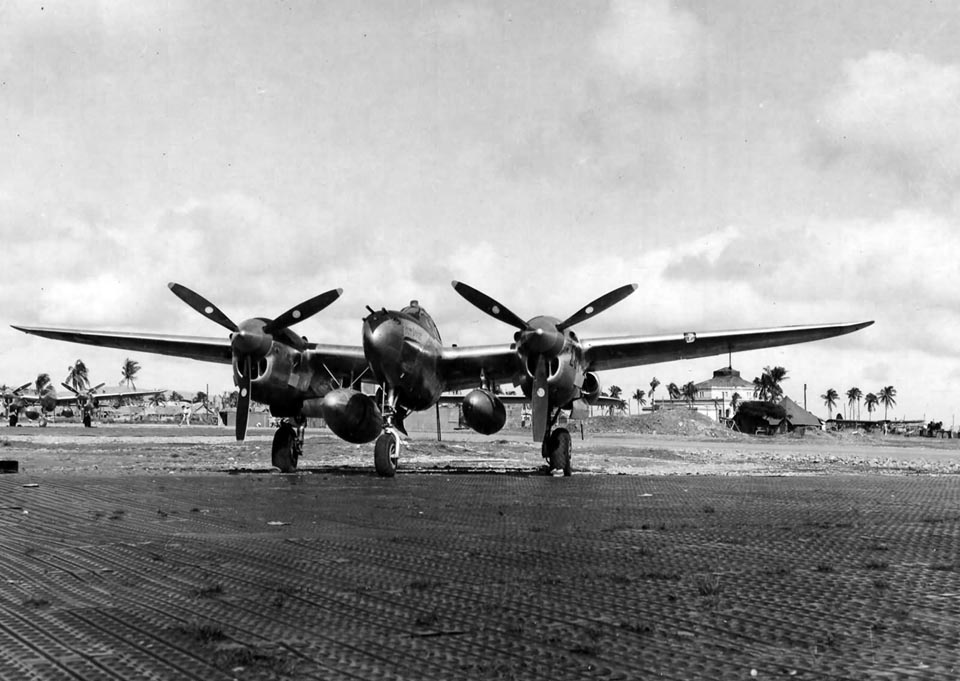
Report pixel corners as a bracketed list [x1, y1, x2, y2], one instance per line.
[35, 372, 52, 396]
[821, 388, 839, 419]
[753, 366, 788, 403]
[649, 377, 660, 407]
[864, 393, 879, 420]
[632, 389, 646, 415]
[65, 360, 89, 392]
[148, 393, 165, 407]
[121, 358, 141, 389]
[846, 387, 862, 420]
[681, 381, 697, 405]
[667, 382, 681, 400]
[878, 386, 897, 420]
[169, 390, 184, 403]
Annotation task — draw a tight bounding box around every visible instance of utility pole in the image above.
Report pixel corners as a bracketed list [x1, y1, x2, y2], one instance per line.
[803, 383, 807, 411]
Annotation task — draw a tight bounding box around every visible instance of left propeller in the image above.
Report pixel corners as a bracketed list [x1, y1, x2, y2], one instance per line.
[168, 282, 343, 441]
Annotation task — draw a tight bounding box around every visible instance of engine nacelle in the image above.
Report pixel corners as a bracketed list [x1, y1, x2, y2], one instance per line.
[580, 372, 602, 405]
[321, 388, 383, 444]
[461, 389, 506, 435]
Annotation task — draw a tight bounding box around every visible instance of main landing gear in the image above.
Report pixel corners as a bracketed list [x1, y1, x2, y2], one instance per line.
[541, 407, 572, 476]
[272, 417, 305, 473]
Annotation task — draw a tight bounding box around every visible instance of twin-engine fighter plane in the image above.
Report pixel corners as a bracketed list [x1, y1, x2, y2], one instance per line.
[2, 383, 32, 426]
[13, 281, 873, 475]
[58, 382, 166, 427]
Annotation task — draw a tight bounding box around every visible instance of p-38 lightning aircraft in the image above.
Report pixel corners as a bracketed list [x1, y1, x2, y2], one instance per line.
[14, 281, 872, 475]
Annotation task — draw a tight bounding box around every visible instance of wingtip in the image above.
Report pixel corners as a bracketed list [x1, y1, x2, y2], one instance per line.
[451, 279, 461, 288]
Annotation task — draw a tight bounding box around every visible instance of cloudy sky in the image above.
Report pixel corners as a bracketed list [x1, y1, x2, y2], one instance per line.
[3, 0, 959, 422]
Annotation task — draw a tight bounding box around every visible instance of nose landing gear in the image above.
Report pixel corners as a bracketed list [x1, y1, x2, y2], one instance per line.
[374, 387, 402, 477]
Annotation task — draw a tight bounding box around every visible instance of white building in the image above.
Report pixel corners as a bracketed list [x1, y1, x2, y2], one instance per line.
[648, 366, 754, 422]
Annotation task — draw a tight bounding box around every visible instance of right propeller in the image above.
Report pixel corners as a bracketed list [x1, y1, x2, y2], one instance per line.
[168, 282, 343, 441]
[451, 281, 637, 440]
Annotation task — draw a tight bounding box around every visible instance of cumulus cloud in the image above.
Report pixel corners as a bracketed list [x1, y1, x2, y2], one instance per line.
[594, 0, 707, 95]
[818, 51, 960, 192]
[662, 210, 960, 357]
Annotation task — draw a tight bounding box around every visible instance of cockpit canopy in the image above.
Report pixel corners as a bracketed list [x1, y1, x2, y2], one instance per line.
[401, 300, 441, 341]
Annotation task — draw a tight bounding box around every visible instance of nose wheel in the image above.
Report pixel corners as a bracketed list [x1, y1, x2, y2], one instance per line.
[374, 428, 401, 477]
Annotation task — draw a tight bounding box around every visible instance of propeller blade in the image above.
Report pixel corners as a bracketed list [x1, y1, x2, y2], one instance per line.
[235, 356, 251, 442]
[91, 383, 106, 393]
[168, 282, 239, 333]
[531, 356, 549, 443]
[451, 281, 529, 331]
[16, 382, 31, 393]
[263, 288, 343, 334]
[60, 382, 81, 395]
[558, 283, 638, 330]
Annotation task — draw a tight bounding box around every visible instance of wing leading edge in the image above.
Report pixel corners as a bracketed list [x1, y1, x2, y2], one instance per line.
[11, 325, 370, 376]
[582, 321, 874, 372]
[12, 326, 233, 364]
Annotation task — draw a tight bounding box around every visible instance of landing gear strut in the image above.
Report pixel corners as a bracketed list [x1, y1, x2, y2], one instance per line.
[374, 387, 402, 477]
[272, 417, 305, 473]
[541, 407, 572, 476]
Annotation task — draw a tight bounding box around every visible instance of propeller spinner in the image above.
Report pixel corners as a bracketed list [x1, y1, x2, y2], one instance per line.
[451, 280, 638, 441]
[168, 282, 343, 441]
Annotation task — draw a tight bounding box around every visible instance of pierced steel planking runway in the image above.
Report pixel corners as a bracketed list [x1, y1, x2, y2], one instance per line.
[1, 471, 958, 680]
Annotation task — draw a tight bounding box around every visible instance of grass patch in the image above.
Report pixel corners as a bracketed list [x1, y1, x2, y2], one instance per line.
[815, 562, 834, 573]
[864, 559, 889, 570]
[694, 573, 723, 597]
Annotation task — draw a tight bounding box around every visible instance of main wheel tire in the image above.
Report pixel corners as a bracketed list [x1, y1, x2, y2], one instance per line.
[8, 413, 17, 427]
[271, 423, 300, 473]
[82, 412, 92, 428]
[374, 432, 399, 478]
[546, 428, 572, 476]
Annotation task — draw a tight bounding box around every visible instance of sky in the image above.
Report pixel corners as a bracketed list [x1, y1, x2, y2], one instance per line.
[2, 0, 960, 423]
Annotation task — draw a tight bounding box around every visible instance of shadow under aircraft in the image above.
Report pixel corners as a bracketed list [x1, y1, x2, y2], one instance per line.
[14, 281, 872, 476]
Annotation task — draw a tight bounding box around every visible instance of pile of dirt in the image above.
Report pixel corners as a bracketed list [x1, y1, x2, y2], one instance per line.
[586, 409, 745, 439]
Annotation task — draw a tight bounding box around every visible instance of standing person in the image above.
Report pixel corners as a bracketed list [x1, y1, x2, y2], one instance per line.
[180, 403, 191, 426]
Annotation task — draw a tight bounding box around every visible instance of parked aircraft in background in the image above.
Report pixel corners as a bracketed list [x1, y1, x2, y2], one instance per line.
[58, 382, 166, 427]
[13, 281, 872, 475]
[4, 381, 165, 427]
[2, 382, 32, 426]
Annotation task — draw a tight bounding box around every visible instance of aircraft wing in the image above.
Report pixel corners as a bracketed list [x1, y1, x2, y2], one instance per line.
[439, 344, 522, 392]
[12, 326, 233, 364]
[12, 325, 371, 377]
[92, 389, 167, 401]
[582, 321, 874, 372]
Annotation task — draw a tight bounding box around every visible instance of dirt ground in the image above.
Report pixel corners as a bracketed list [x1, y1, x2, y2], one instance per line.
[1, 422, 958, 680]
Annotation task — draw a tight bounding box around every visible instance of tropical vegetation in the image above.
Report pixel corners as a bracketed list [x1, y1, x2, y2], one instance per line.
[65, 360, 89, 392]
[821, 388, 839, 418]
[631, 389, 646, 414]
[878, 386, 897, 420]
[121, 358, 141, 389]
[864, 392, 879, 419]
[846, 387, 862, 420]
[649, 377, 660, 406]
[752, 366, 788, 403]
